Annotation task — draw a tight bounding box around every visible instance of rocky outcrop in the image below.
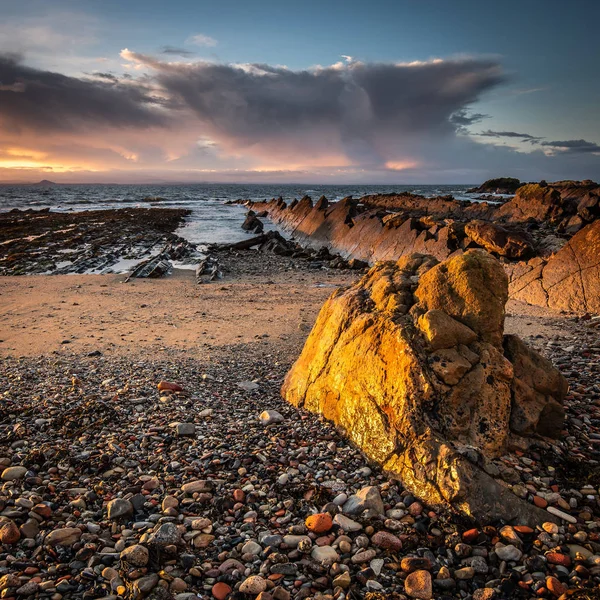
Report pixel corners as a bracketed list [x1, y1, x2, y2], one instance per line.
[463, 220, 533, 259]
[509, 220, 600, 313]
[283, 250, 567, 524]
[242, 180, 600, 314]
[467, 177, 522, 195]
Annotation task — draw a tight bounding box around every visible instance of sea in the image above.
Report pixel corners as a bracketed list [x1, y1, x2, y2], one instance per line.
[0, 183, 476, 246]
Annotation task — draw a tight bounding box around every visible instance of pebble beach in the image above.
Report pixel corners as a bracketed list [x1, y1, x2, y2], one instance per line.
[1, 241, 600, 600]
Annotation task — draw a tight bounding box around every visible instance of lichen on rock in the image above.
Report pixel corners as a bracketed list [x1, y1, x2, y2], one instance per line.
[282, 249, 568, 524]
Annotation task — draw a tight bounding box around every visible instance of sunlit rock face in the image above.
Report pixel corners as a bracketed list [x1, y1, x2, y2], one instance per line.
[282, 250, 567, 525]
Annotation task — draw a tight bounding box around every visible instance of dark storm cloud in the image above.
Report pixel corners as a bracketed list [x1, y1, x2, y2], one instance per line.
[478, 129, 543, 142]
[541, 139, 600, 154]
[127, 53, 505, 150]
[0, 53, 167, 133]
[161, 46, 196, 57]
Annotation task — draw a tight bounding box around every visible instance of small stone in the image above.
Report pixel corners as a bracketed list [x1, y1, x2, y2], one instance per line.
[401, 558, 432, 573]
[157, 381, 182, 391]
[181, 480, 212, 494]
[404, 569, 432, 599]
[241, 540, 261, 555]
[107, 498, 133, 520]
[455, 567, 475, 580]
[259, 410, 284, 425]
[371, 530, 402, 551]
[333, 514, 362, 531]
[0, 521, 20, 545]
[134, 574, 159, 595]
[546, 576, 567, 597]
[495, 544, 522, 562]
[149, 522, 181, 547]
[176, 423, 196, 436]
[311, 545, 339, 563]
[16, 581, 39, 596]
[343, 486, 384, 515]
[239, 575, 267, 595]
[547, 506, 577, 523]
[45, 527, 82, 546]
[333, 572, 351, 589]
[212, 582, 232, 600]
[1, 466, 27, 481]
[121, 544, 149, 567]
[306, 512, 333, 533]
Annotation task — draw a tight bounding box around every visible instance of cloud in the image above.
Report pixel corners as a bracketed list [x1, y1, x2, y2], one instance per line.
[161, 46, 196, 57]
[0, 50, 598, 183]
[451, 110, 489, 127]
[0, 53, 167, 134]
[541, 139, 600, 154]
[123, 53, 505, 166]
[477, 129, 543, 143]
[187, 34, 217, 47]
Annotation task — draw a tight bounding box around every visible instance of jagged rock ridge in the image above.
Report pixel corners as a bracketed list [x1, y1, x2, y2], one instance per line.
[241, 180, 600, 313]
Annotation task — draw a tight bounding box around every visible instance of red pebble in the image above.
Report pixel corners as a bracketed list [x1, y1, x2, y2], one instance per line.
[157, 381, 183, 392]
[232, 489, 245, 502]
[546, 576, 567, 597]
[546, 552, 571, 567]
[462, 528, 480, 543]
[372, 531, 402, 552]
[211, 582, 232, 600]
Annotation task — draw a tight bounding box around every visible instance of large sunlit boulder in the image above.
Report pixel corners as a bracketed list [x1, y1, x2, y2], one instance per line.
[282, 250, 567, 524]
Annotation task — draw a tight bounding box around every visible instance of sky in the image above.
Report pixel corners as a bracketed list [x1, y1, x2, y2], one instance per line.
[0, 0, 599, 184]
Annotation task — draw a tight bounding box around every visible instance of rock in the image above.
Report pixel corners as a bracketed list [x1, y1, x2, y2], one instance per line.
[417, 309, 477, 350]
[1, 466, 27, 480]
[333, 572, 351, 588]
[241, 540, 261, 555]
[414, 250, 508, 345]
[181, 480, 212, 494]
[239, 575, 267, 595]
[468, 177, 522, 195]
[176, 422, 196, 436]
[311, 545, 339, 563]
[259, 409, 284, 425]
[45, 527, 82, 546]
[495, 544, 522, 562]
[333, 514, 362, 532]
[371, 530, 402, 551]
[157, 381, 183, 392]
[0, 521, 20, 544]
[305, 512, 333, 533]
[404, 569, 433, 599]
[133, 574, 159, 596]
[464, 220, 533, 259]
[107, 498, 133, 520]
[120, 544, 149, 566]
[503, 335, 567, 438]
[149, 522, 181, 547]
[212, 582, 232, 600]
[509, 220, 600, 313]
[283, 251, 563, 525]
[241, 214, 264, 234]
[342, 486, 384, 516]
